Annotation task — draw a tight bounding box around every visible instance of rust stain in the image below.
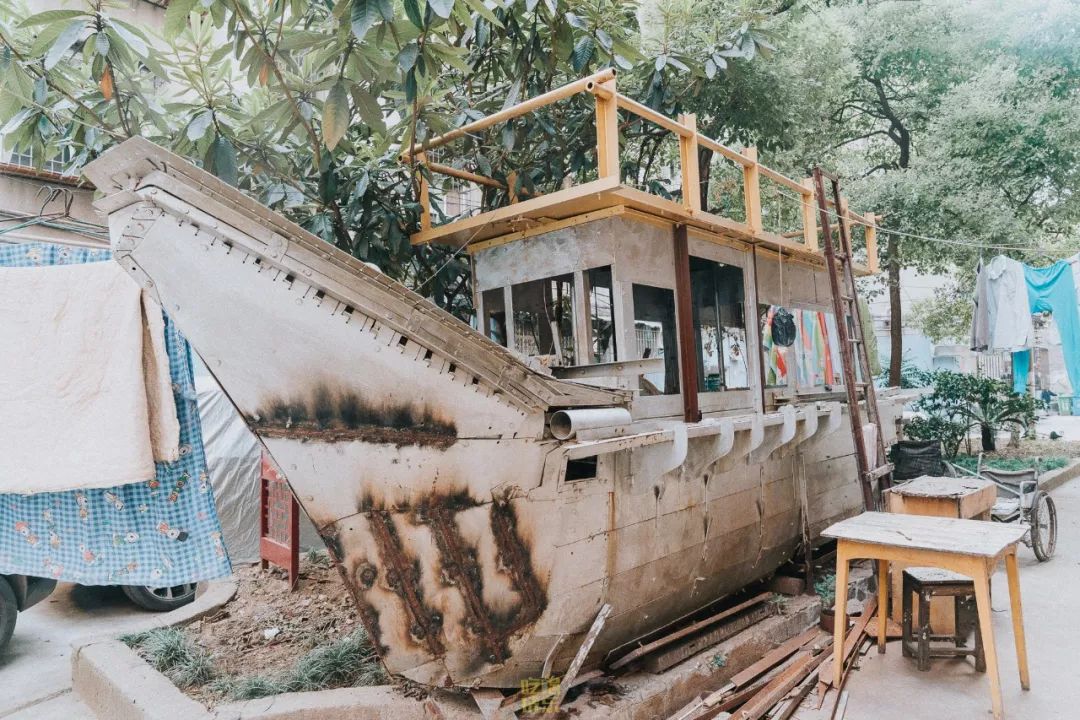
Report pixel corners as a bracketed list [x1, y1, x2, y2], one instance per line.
[248, 384, 457, 448]
[367, 509, 445, 656]
[489, 500, 546, 631]
[421, 501, 509, 665]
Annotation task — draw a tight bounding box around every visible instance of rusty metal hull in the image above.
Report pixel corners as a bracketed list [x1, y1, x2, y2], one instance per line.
[84, 139, 903, 688]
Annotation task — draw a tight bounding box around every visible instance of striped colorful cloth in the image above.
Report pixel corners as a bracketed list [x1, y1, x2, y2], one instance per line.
[0, 243, 231, 586]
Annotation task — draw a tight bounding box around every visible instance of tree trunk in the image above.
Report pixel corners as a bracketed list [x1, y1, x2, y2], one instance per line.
[981, 423, 996, 452]
[888, 236, 902, 386]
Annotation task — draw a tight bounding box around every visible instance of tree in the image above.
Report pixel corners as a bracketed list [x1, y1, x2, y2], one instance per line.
[0, 0, 772, 317]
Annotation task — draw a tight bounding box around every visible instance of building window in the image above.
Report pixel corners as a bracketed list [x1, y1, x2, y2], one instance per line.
[690, 257, 748, 391]
[632, 283, 679, 395]
[511, 273, 575, 366]
[587, 266, 617, 363]
[482, 288, 507, 347]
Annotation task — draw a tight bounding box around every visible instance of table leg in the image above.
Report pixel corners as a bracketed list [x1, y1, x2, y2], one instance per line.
[1005, 550, 1030, 690]
[833, 544, 850, 687]
[877, 559, 888, 653]
[973, 563, 1003, 720]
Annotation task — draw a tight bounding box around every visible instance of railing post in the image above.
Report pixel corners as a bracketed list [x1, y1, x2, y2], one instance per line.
[417, 152, 431, 231]
[742, 146, 762, 234]
[594, 78, 620, 179]
[678, 113, 700, 214]
[801, 177, 818, 251]
[865, 212, 879, 273]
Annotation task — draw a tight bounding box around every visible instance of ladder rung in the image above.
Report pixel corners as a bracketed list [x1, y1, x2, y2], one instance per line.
[848, 338, 862, 345]
[866, 463, 894, 480]
[840, 294, 854, 302]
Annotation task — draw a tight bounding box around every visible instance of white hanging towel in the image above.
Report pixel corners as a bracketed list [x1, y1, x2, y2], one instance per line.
[985, 255, 1034, 352]
[0, 261, 179, 494]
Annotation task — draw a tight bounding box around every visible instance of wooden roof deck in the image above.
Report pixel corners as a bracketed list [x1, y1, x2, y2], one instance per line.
[404, 70, 879, 275]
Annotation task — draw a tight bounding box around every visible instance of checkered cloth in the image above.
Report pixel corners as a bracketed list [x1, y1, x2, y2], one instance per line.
[0, 243, 232, 586]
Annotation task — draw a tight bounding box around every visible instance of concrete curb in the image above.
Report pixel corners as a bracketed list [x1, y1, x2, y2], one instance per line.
[73, 639, 215, 720]
[214, 687, 479, 720]
[1041, 458, 1080, 493]
[71, 579, 238, 720]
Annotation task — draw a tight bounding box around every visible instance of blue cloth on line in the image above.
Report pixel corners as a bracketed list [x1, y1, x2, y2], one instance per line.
[1017, 261, 1080, 398]
[0, 243, 232, 586]
[1012, 349, 1031, 394]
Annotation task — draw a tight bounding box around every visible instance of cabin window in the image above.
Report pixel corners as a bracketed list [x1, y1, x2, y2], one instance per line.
[587, 266, 617, 363]
[759, 305, 843, 389]
[482, 288, 507, 346]
[689, 257, 749, 391]
[632, 284, 679, 395]
[565, 455, 598, 482]
[511, 273, 576, 366]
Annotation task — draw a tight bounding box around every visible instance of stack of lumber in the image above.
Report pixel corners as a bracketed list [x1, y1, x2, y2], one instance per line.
[667, 594, 878, 720]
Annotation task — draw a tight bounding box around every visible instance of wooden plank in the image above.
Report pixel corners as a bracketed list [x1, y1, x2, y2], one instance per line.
[402, 68, 615, 157]
[642, 604, 775, 673]
[726, 627, 821, 689]
[801, 178, 817, 251]
[822, 512, 1028, 557]
[608, 591, 773, 670]
[595, 78, 620, 178]
[678, 113, 701, 213]
[742, 147, 762, 234]
[734, 639, 833, 720]
[618, 93, 695, 137]
[673, 224, 701, 422]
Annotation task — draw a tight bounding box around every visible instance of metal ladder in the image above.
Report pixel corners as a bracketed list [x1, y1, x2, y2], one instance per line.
[812, 167, 892, 510]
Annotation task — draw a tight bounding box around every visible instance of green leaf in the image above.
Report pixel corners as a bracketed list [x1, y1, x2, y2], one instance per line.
[45, 19, 86, 70]
[107, 19, 149, 58]
[571, 34, 594, 73]
[462, 0, 502, 27]
[350, 0, 379, 40]
[426, 0, 454, 20]
[17, 9, 85, 28]
[396, 42, 419, 72]
[350, 88, 385, 133]
[704, 58, 716, 79]
[565, 12, 587, 30]
[187, 109, 213, 141]
[654, 54, 667, 72]
[163, 0, 198, 40]
[323, 79, 351, 150]
[94, 32, 110, 57]
[403, 0, 424, 28]
[207, 135, 238, 186]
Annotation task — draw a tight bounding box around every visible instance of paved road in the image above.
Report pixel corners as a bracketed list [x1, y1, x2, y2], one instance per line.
[0, 584, 151, 719]
[804, 476, 1080, 720]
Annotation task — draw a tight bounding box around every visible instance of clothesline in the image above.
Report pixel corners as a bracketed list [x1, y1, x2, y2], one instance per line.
[773, 185, 1076, 256]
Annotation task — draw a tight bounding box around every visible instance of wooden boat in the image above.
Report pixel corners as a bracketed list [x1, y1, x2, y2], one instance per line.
[84, 71, 908, 688]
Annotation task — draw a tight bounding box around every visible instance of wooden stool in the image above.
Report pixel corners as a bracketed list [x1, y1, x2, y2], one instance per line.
[902, 567, 986, 672]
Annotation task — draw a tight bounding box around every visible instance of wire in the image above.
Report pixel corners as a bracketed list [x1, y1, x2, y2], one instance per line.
[774, 184, 1075, 256]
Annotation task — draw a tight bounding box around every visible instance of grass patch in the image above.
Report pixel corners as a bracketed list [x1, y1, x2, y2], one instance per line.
[215, 629, 387, 700]
[952, 455, 1069, 474]
[124, 627, 216, 689]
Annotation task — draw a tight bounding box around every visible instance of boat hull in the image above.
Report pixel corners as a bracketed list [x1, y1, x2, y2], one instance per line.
[86, 140, 900, 688]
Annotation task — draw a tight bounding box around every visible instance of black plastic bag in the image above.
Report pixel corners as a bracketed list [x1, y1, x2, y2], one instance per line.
[771, 308, 796, 347]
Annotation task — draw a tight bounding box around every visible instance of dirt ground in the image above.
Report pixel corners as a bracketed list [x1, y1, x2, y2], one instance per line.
[187, 553, 364, 702]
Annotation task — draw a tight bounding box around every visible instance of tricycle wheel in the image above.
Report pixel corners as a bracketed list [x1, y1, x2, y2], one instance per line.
[1031, 490, 1057, 562]
[0, 576, 17, 651]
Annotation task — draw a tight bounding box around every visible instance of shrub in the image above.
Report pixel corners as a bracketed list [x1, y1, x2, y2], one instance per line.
[906, 370, 1038, 456]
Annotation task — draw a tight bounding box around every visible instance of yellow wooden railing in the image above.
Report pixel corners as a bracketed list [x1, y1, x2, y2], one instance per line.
[401, 69, 878, 272]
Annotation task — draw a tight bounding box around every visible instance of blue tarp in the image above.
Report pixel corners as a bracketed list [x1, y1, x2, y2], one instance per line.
[0, 243, 232, 586]
[1012, 260, 1080, 399]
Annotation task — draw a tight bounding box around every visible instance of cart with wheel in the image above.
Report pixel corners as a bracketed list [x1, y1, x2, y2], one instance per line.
[948, 456, 1057, 561]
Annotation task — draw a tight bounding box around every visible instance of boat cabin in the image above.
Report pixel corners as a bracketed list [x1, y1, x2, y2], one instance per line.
[404, 69, 879, 424]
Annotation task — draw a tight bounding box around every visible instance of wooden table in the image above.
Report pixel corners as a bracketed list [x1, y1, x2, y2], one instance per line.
[823, 512, 1029, 719]
[885, 475, 998, 632]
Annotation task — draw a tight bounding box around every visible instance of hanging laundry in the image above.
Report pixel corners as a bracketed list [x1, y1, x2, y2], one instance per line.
[970, 258, 991, 351]
[1019, 261, 1080, 396]
[0, 244, 231, 586]
[0, 261, 179, 493]
[984, 256, 1034, 352]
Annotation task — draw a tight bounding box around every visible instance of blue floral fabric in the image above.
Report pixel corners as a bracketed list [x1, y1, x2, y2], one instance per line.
[0, 243, 232, 586]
